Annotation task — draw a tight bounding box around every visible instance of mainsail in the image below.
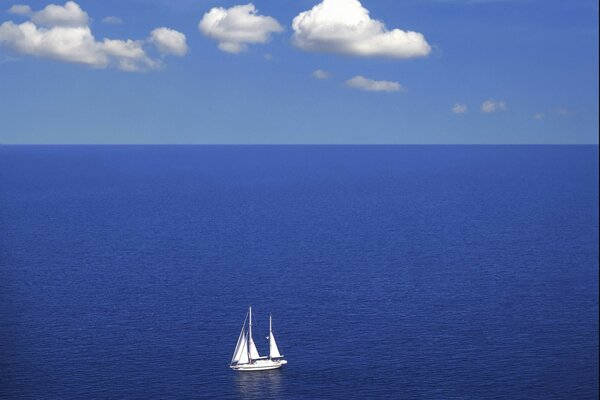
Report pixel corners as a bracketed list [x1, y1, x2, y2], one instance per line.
[248, 306, 262, 360]
[249, 337, 261, 359]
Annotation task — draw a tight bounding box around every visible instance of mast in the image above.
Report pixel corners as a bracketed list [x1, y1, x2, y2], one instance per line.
[269, 313, 272, 360]
[248, 306, 252, 363]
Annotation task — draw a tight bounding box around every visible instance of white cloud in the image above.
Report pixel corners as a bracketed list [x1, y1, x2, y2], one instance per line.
[199, 3, 283, 54]
[0, 1, 187, 71]
[101, 38, 158, 71]
[292, 0, 431, 58]
[0, 22, 108, 66]
[481, 99, 507, 113]
[346, 75, 401, 92]
[150, 27, 188, 56]
[8, 5, 32, 16]
[31, 1, 88, 28]
[533, 113, 544, 120]
[452, 103, 467, 114]
[101, 16, 122, 25]
[312, 69, 330, 79]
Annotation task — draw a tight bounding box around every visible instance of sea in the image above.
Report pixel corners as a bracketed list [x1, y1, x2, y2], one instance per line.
[0, 145, 598, 399]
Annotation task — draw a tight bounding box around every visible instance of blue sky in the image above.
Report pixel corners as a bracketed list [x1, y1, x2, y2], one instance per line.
[0, 0, 598, 144]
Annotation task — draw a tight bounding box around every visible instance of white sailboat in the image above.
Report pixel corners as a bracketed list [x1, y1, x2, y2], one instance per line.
[230, 306, 287, 371]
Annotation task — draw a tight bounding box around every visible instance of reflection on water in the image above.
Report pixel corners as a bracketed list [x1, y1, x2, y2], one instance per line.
[234, 369, 284, 400]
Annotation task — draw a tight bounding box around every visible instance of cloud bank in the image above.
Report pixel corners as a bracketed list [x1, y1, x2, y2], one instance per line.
[199, 4, 283, 54]
[292, 0, 431, 58]
[346, 75, 402, 92]
[0, 1, 187, 71]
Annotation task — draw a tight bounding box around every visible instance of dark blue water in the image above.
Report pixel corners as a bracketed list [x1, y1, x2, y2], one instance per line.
[1, 145, 598, 399]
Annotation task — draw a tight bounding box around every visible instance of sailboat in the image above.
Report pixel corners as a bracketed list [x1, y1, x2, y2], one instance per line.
[230, 306, 288, 371]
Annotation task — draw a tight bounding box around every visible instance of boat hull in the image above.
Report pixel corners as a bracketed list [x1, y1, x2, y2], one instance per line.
[231, 359, 287, 371]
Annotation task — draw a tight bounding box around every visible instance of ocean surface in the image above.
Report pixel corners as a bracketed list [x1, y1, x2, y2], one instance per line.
[0, 145, 598, 399]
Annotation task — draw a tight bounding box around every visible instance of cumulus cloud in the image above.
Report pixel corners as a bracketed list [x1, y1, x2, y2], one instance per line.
[481, 99, 507, 113]
[101, 38, 158, 71]
[101, 16, 122, 25]
[199, 3, 283, 54]
[8, 5, 32, 16]
[292, 0, 431, 58]
[150, 27, 188, 56]
[452, 103, 468, 114]
[312, 69, 330, 79]
[0, 22, 107, 66]
[346, 75, 401, 92]
[30, 0, 88, 28]
[0, 1, 187, 71]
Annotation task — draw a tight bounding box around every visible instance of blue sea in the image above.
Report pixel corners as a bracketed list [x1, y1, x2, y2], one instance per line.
[0, 145, 598, 399]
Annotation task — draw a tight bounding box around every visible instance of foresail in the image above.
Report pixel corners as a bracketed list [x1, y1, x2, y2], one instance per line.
[232, 328, 249, 364]
[249, 337, 261, 359]
[237, 334, 249, 364]
[269, 333, 282, 358]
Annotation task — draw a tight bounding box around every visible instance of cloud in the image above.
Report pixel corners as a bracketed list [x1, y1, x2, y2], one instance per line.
[8, 5, 32, 16]
[199, 3, 283, 54]
[452, 103, 467, 114]
[345, 75, 401, 92]
[292, 0, 431, 58]
[0, 1, 187, 71]
[533, 113, 544, 120]
[0, 22, 108, 66]
[101, 16, 122, 25]
[101, 38, 158, 71]
[150, 27, 188, 56]
[481, 99, 507, 113]
[312, 69, 330, 79]
[30, 0, 88, 28]
[554, 107, 570, 115]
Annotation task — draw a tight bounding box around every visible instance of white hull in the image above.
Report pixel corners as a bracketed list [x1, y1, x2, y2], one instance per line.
[231, 359, 287, 371]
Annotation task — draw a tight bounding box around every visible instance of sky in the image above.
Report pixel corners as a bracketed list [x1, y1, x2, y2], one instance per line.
[0, 0, 598, 144]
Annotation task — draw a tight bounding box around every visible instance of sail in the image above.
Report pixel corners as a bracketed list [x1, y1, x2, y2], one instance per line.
[249, 337, 261, 360]
[237, 335, 249, 364]
[269, 332, 282, 358]
[232, 328, 249, 365]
